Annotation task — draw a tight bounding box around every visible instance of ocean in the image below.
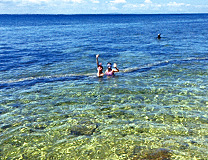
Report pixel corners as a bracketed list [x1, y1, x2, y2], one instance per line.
[0, 14, 208, 159]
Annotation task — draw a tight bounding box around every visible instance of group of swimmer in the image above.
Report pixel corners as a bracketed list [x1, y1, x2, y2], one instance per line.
[96, 34, 161, 77]
[96, 54, 119, 77]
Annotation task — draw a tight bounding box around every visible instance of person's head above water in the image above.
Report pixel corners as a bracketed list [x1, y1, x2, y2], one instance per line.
[107, 62, 112, 69]
[98, 62, 103, 68]
[98, 64, 103, 71]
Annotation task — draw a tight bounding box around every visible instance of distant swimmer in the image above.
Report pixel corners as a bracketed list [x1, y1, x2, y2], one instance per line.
[96, 54, 104, 77]
[157, 33, 161, 39]
[105, 62, 119, 76]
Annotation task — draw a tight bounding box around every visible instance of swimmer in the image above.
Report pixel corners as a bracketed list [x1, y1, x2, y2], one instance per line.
[157, 33, 161, 39]
[105, 62, 119, 76]
[96, 54, 104, 77]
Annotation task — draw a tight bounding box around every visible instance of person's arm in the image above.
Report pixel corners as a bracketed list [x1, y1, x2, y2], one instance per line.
[96, 54, 99, 67]
[113, 63, 119, 72]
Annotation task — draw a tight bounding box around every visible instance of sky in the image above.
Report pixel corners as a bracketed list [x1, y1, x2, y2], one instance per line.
[0, 0, 208, 14]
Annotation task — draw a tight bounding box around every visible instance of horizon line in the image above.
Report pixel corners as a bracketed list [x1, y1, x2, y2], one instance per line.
[0, 13, 208, 16]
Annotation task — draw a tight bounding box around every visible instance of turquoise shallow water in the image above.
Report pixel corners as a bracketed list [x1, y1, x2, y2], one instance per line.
[0, 14, 208, 159]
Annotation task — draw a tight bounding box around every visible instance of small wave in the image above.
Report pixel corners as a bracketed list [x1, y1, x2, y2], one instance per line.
[0, 73, 96, 89]
[0, 57, 207, 88]
[121, 57, 208, 73]
[121, 60, 170, 73]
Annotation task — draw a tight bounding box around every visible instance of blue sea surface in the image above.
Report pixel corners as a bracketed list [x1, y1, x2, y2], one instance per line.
[0, 14, 208, 159]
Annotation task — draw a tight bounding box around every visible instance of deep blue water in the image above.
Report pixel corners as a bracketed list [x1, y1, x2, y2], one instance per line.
[0, 14, 208, 159]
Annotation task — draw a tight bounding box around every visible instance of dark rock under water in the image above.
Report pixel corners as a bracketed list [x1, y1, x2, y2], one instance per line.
[70, 121, 99, 136]
[132, 148, 172, 160]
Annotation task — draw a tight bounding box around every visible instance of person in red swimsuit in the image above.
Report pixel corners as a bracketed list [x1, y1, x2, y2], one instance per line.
[96, 54, 104, 77]
[105, 62, 119, 76]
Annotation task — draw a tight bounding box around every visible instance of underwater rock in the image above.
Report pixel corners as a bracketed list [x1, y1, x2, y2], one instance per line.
[70, 122, 99, 136]
[133, 146, 146, 155]
[0, 108, 8, 114]
[132, 148, 172, 160]
[11, 103, 21, 108]
[190, 140, 197, 144]
[1, 124, 12, 130]
[34, 124, 47, 130]
[179, 143, 189, 150]
[107, 115, 113, 118]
